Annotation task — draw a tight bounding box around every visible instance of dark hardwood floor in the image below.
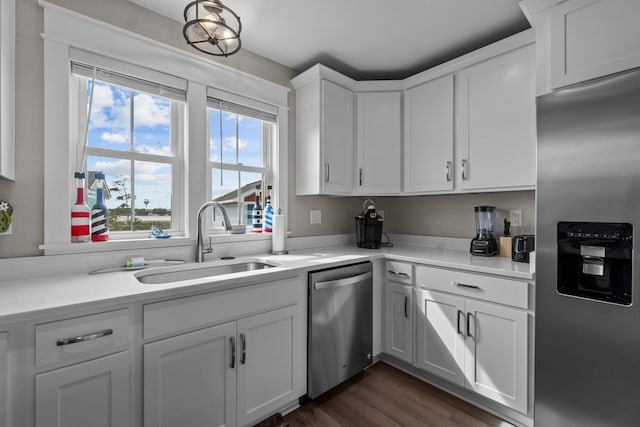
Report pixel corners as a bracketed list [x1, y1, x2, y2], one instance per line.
[278, 362, 512, 427]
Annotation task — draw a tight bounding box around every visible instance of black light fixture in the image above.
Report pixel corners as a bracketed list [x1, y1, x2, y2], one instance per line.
[183, 0, 242, 57]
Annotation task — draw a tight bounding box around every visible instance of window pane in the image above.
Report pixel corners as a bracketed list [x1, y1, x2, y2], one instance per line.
[237, 115, 262, 167]
[241, 171, 263, 227]
[221, 111, 237, 164]
[209, 109, 221, 161]
[87, 155, 173, 233]
[87, 80, 131, 151]
[87, 155, 132, 231]
[212, 168, 240, 227]
[133, 92, 171, 155]
[133, 161, 173, 231]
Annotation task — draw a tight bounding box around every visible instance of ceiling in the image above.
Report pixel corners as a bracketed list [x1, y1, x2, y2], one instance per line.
[129, 0, 531, 80]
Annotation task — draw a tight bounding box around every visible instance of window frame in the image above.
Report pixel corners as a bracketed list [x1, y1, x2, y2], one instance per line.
[206, 98, 276, 233]
[41, 4, 289, 255]
[73, 76, 185, 238]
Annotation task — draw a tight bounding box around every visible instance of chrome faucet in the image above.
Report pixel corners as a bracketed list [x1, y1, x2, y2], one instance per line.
[195, 200, 233, 263]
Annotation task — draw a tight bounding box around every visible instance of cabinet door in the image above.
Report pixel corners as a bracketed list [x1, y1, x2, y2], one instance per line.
[404, 75, 454, 193]
[549, 0, 640, 89]
[322, 80, 354, 194]
[415, 289, 466, 386]
[464, 299, 527, 413]
[0, 332, 6, 427]
[384, 283, 413, 363]
[144, 322, 236, 427]
[236, 305, 299, 427]
[35, 351, 130, 427]
[456, 45, 536, 191]
[356, 91, 401, 194]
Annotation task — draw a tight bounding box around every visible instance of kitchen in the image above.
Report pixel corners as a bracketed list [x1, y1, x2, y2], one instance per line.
[0, 0, 638, 426]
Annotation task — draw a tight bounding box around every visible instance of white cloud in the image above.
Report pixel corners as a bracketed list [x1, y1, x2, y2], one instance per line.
[136, 144, 172, 156]
[222, 136, 248, 152]
[133, 93, 170, 128]
[101, 132, 128, 143]
[94, 159, 130, 177]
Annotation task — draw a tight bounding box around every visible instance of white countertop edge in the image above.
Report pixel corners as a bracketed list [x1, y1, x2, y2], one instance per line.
[0, 242, 534, 325]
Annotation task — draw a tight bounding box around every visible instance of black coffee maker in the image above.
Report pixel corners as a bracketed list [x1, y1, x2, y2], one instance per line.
[355, 199, 383, 249]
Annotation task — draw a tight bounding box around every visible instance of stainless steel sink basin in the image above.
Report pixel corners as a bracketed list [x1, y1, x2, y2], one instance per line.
[135, 261, 277, 284]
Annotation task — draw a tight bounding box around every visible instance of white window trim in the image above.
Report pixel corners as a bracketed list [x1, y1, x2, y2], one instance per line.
[40, 0, 289, 255]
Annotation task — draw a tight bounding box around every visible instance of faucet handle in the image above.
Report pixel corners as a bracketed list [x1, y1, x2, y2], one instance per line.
[204, 236, 213, 254]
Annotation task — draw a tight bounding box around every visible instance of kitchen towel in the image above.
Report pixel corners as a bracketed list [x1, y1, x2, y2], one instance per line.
[272, 213, 287, 253]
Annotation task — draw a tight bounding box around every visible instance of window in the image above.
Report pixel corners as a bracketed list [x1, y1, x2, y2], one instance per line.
[207, 93, 277, 231]
[41, 7, 289, 253]
[72, 62, 186, 237]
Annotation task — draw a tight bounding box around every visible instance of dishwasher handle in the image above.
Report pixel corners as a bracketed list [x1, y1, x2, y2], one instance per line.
[314, 271, 372, 290]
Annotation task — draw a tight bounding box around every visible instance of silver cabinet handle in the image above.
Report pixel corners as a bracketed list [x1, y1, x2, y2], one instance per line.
[404, 296, 409, 319]
[466, 312, 474, 338]
[56, 328, 113, 346]
[457, 310, 465, 335]
[461, 159, 468, 180]
[446, 161, 452, 182]
[453, 281, 480, 290]
[240, 333, 246, 365]
[314, 271, 372, 290]
[388, 270, 410, 278]
[324, 163, 330, 183]
[230, 336, 236, 369]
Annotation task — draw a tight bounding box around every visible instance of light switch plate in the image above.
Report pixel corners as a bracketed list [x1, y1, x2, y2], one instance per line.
[310, 210, 322, 224]
[509, 209, 523, 227]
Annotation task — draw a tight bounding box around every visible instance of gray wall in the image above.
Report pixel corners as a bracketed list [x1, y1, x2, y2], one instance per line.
[0, 0, 535, 258]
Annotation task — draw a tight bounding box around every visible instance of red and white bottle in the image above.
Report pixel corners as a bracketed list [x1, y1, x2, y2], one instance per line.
[71, 172, 91, 242]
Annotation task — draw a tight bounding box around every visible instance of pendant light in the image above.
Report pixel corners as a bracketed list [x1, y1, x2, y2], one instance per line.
[183, 0, 242, 57]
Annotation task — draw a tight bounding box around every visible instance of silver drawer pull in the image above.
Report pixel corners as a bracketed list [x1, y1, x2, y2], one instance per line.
[388, 270, 409, 278]
[56, 328, 113, 346]
[453, 281, 480, 290]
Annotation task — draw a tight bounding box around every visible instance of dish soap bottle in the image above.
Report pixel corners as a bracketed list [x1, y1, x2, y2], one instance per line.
[71, 172, 91, 242]
[263, 185, 274, 233]
[91, 173, 109, 242]
[252, 184, 263, 233]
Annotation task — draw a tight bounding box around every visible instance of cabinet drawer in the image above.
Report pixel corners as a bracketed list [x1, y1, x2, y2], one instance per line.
[144, 276, 303, 340]
[36, 309, 130, 368]
[415, 266, 528, 309]
[386, 261, 413, 284]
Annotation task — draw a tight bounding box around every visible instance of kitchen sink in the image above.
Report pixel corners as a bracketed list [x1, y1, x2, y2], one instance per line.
[135, 260, 277, 284]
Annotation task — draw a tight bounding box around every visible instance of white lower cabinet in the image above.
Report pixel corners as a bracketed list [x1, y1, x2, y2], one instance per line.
[384, 282, 413, 363]
[144, 322, 237, 427]
[35, 351, 130, 427]
[415, 288, 528, 413]
[415, 290, 466, 386]
[144, 304, 300, 427]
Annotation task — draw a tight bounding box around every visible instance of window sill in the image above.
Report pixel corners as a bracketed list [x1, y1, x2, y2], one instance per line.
[39, 236, 194, 256]
[39, 232, 276, 255]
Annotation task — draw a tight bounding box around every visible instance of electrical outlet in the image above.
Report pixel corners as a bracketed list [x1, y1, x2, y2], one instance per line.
[310, 210, 322, 224]
[509, 209, 523, 227]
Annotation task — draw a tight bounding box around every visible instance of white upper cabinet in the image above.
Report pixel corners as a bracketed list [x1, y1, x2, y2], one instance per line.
[455, 44, 536, 191]
[292, 67, 355, 195]
[521, 0, 640, 92]
[549, 0, 640, 89]
[403, 75, 454, 193]
[356, 91, 402, 195]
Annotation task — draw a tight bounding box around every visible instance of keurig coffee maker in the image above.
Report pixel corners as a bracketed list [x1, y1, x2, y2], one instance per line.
[470, 206, 498, 256]
[355, 199, 383, 249]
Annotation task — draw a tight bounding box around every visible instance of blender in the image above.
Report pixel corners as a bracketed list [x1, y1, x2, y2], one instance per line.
[470, 206, 498, 256]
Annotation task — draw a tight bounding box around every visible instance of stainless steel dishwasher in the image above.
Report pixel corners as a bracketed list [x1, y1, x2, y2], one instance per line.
[307, 261, 372, 399]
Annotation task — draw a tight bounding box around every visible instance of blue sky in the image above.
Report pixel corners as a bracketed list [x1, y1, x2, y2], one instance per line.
[85, 80, 263, 212]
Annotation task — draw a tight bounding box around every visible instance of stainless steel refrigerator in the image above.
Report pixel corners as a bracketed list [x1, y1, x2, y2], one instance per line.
[536, 68, 640, 427]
